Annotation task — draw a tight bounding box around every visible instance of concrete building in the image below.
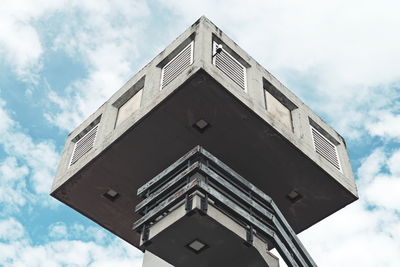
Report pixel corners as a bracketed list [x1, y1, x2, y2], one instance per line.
[51, 16, 358, 266]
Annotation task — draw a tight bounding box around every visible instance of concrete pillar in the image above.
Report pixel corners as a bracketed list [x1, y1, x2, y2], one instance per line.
[142, 251, 174, 267]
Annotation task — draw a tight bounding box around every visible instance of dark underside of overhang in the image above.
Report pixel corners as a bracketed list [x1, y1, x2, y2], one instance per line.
[52, 68, 357, 249]
[145, 209, 270, 267]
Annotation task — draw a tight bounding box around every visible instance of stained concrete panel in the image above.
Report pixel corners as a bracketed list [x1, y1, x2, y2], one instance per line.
[116, 89, 143, 127]
[265, 90, 292, 130]
[142, 251, 173, 267]
[141, 195, 279, 267]
[51, 16, 357, 254]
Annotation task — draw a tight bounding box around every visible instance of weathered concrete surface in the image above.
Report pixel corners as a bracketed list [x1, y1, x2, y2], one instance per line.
[142, 251, 173, 267]
[141, 194, 280, 267]
[51, 16, 357, 250]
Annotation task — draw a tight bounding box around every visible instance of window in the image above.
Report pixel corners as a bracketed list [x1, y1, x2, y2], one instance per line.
[160, 41, 194, 89]
[115, 89, 143, 127]
[212, 41, 247, 91]
[70, 116, 101, 166]
[265, 90, 292, 129]
[309, 121, 341, 171]
[263, 78, 297, 131]
[113, 76, 145, 127]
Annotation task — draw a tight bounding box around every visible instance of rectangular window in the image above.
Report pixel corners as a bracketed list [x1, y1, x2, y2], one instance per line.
[70, 116, 101, 166]
[113, 76, 145, 128]
[310, 124, 341, 171]
[115, 89, 143, 127]
[263, 78, 297, 131]
[265, 90, 292, 129]
[212, 41, 247, 91]
[160, 41, 194, 89]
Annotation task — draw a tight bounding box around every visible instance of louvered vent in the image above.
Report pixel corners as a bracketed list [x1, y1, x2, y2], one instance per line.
[213, 42, 246, 90]
[160, 41, 194, 89]
[311, 126, 341, 171]
[70, 124, 99, 166]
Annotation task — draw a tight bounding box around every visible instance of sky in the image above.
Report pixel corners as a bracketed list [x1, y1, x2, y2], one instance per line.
[0, 0, 399, 266]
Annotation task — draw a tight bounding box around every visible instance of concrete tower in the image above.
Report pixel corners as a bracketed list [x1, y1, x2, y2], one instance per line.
[51, 16, 358, 266]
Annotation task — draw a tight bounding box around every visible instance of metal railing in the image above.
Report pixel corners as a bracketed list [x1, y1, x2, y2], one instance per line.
[134, 146, 317, 267]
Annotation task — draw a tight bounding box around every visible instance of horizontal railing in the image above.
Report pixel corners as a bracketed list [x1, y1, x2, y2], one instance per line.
[134, 146, 317, 267]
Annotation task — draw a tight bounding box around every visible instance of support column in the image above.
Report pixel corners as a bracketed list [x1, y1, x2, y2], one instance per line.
[142, 251, 174, 267]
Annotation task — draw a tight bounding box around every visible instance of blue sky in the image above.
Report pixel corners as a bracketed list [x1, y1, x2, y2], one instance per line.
[0, 0, 399, 266]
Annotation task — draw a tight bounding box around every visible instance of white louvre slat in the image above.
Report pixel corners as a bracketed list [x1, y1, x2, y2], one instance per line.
[311, 126, 341, 171]
[213, 42, 246, 90]
[160, 42, 194, 89]
[70, 125, 99, 166]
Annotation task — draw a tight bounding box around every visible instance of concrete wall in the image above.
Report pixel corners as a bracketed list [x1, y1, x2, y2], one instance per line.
[141, 194, 280, 267]
[52, 16, 356, 199]
[142, 251, 173, 267]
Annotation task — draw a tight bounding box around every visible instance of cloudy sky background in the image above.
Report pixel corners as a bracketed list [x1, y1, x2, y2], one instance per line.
[0, 0, 399, 266]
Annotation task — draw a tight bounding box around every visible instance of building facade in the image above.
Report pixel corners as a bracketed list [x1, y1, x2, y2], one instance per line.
[51, 16, 358, 266]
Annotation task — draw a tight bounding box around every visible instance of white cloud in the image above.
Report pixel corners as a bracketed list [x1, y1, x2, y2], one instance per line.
[0, 1, 150, 130]
[4, 0, 397, 139]
[366, 111, 400, 140]
[1, 2, 400, 266]
[0, 99, 59, 207]
[364, 175, 400, 210]
[45, 0, 150, 131]
[388, 150, 400, 175]
[0, 219, 143, 267]
[0, 100, 15, 132]
[359, 148, 400, 211]
[357, 148, 386, 187]
[299, 203, 400, 266]
[0, 157, 30, 212]
[48, 222, 68, 239]
[156, 0, 400, 140]
[0, 218, 25, 241]
[157, 0, 400, 85]
[0, 0, 69, 81]
[48, 222, 108, 245]
[0, 17, 42, 81]
[294, 147, 400, 266]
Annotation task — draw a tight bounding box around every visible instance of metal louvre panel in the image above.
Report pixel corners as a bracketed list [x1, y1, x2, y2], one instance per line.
[311, 127, 341, 170]
[161, 42, 193, 89]
[213, 42, 246, 90]
[70, 125, 98, 165]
